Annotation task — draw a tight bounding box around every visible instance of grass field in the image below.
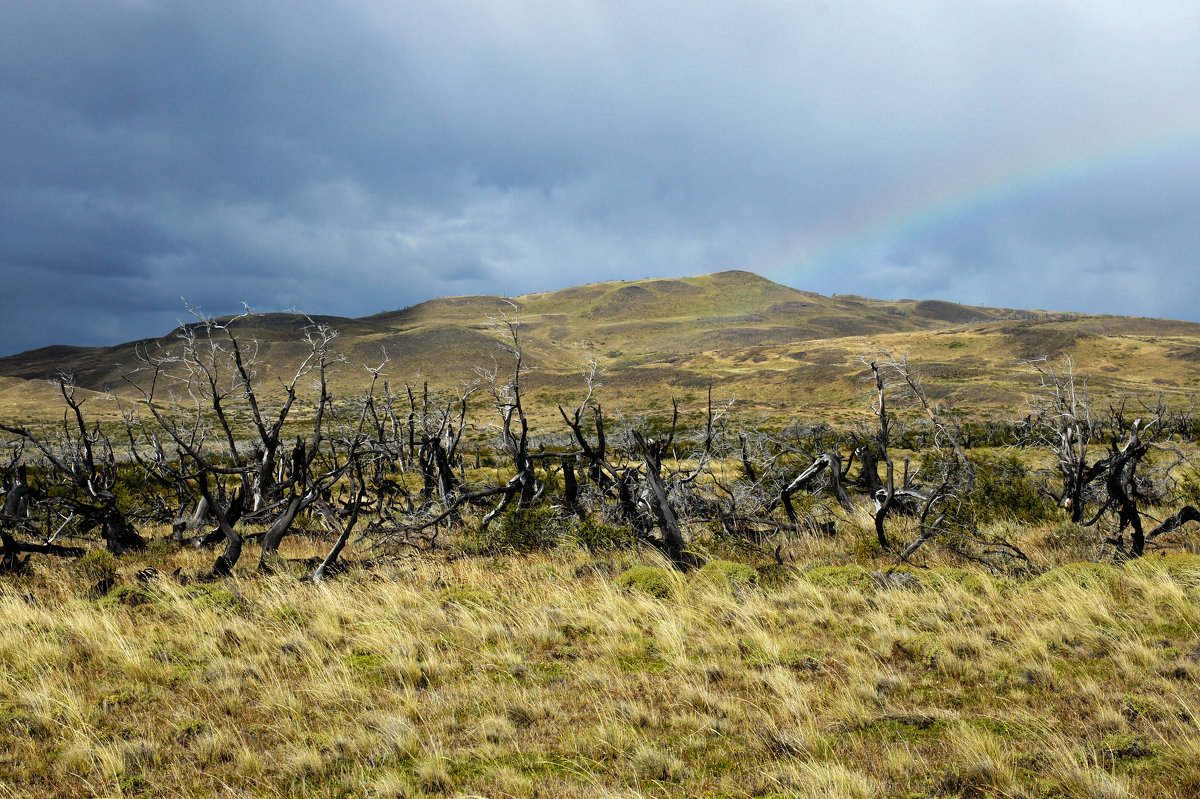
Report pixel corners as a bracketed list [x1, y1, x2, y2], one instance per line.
[2, 522, 1200, 799]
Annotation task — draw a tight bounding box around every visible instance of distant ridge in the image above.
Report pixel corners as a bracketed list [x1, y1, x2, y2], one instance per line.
[3, 270, 1200, 422]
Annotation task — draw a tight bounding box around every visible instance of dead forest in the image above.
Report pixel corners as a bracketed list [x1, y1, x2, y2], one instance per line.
[3, 307, 1200, 582]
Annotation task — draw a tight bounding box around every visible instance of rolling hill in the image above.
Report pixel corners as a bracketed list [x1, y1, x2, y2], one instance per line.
[3, 270, 1200, 425]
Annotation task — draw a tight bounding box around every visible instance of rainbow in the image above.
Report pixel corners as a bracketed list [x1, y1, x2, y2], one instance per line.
[767, 107, 1200, 290]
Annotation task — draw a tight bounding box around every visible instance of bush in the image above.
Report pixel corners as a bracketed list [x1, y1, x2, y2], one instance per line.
[616, 566, 679, 599]
[966, 452, 1052, 525]
[572, 518, 637, 552]
[98, 584, 153, 609]
[111, 464, 172, 522]
[755, 563, 800, 590]
[467, 505, 561, 555]
[1176, 468, 1200, 506]
[78, 549, 118, 584]
[187, 585, 250, 614]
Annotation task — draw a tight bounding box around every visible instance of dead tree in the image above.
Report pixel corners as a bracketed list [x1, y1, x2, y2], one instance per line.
[630, 404, 688, 568]
[862, 350, 975, 563]
[1025, 358, 1109, 523]
[410, 382, 473, 512]
[123, 307, 362, 575]
[558, 359, 610, 488]
[1, 462, 85, 571]
[1145, 506, 1200, 549]
[778, 452, 853, 524]
[253, 355, 393, 570]
[1093, 415, 1197, 558]
[307, 362, 392, 580]
[130, 305, 339, 520]
[865, 358, 897, 549]
[478, 305, 539, 529]
[1102, 421, 1149, 556]
[0, 375, 145, 555]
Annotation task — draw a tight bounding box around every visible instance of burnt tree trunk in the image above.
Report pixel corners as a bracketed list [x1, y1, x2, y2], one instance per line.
[561, 454, 584, 518]
[874, 460, 894, 550]
[100, 507, 146, 554]
[198, 475, 244, 577]
[854, 444, 885, 495]
[311, 497, 363, 583]
[1147, 505, 1200, 546]
[1106, 426, 1148, 556]
[257, 493, 310, 569]
[633, 431, 687, 569]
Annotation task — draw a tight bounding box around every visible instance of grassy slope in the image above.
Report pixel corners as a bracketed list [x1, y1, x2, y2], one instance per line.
[3, 534, 1200, 798]
[3, 270, 1200, 426]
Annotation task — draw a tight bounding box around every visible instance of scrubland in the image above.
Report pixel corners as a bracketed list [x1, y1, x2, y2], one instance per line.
[2, 524, 1200, 799]
[6, 271, 1200, 798]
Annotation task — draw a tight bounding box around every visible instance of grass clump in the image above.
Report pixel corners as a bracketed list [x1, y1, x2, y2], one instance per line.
[1128, 552, 1200, 588]
[615, 565, 679, 598]
[1030, 561, 1124, 591]
[805, 564, 875, 591]
[438, 585, 498, 608]
[695, 559, 758, 590]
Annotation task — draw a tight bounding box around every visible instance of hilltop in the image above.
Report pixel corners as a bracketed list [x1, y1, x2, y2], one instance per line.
[3, 269, 1200, 423]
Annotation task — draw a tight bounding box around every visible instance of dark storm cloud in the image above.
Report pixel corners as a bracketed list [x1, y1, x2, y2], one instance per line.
[2, 1, 1199, 355]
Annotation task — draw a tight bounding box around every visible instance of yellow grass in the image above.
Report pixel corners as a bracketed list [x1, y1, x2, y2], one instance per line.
[2, 532, 1200, 798]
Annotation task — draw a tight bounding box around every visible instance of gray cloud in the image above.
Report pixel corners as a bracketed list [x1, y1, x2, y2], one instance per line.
[2, 1, 1199, 355]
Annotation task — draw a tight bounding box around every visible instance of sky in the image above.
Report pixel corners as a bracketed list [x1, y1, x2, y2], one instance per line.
[2, 1, 1200, 357]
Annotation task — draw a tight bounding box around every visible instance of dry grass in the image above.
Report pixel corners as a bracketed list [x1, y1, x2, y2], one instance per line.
[2, 529, 1200, 798]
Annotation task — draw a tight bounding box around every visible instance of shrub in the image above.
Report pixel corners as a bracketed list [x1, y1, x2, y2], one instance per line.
[572, 518, 637, 552]
[1101, 732, 1154, 762]
[616, 566, 679, 598]
[78, 549, 118, 584]
[470, 505, 561, 554]
[98, 584, 153, 609]
[966, 452, 1052, 525]
[755, 563, 800, 590]
[111, 464, 172, 522]
[187, 585, 250, 614]
[1176, 468, 1200, 506]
